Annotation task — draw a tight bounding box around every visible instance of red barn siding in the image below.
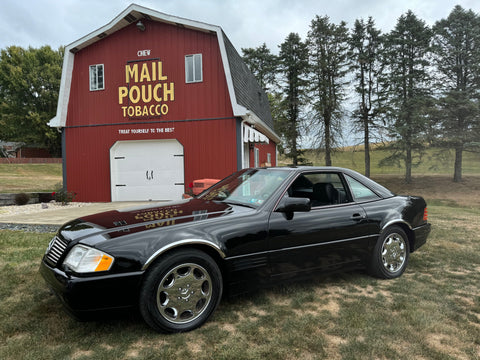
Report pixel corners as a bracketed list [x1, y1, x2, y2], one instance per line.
[67, 20, 233, 127]
[259, 141, 277, 167]
[62, 16, 276, 202]
[65, 119, 238, 202]
[249, 141, 277, 167]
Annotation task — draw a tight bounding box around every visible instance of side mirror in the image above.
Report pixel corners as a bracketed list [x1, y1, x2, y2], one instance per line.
[276, 197, 311, 213]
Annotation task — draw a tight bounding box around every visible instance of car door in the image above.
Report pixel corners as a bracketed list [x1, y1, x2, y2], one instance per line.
[267, 171, 376, 278]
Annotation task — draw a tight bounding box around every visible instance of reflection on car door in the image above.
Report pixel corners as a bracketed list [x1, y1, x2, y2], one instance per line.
[267, 172, 377, 278]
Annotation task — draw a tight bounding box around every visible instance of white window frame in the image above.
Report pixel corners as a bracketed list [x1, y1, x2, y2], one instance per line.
[185, 54, 203, 83]
[89, 64, 104, 91]
[254, 148, 260, 167]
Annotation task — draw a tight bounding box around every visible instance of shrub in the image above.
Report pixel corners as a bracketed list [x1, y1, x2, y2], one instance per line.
[14, 193, 30, 206]
[52, 183, 76, 205]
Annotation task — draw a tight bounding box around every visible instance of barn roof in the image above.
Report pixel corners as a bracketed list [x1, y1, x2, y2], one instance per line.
[49, 3, 279, 143]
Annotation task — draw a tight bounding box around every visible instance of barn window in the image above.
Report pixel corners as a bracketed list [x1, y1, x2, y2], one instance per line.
[89, 64, 104, 91]
[254, 148, 260, 167]
[185, 54, 202, 83]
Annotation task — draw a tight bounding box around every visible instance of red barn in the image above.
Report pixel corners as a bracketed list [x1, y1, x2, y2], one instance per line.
[49, 4, 279, 202]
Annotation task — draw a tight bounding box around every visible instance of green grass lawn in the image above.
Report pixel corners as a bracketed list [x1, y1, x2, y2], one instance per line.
[282, 147, 480, 176]
[0, 203, 479, 359]
[0, 147, 478, 194]
[0, 148, 479, 358]
[0, 164, 62, 193]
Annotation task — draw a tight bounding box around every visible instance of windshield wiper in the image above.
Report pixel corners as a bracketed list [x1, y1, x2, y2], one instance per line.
[222, 200, 257, 209]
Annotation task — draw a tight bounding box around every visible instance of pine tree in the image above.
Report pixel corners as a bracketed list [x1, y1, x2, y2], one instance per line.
[348, 17, 383, 177]
[277, 33, 309, 165]
[307, 15, 350, 166]
[241, 43, 278, 91]
[432, 5, 480, 182]
[380, 11, 432, 183]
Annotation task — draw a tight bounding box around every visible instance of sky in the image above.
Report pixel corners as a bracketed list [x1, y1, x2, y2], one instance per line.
[1, 0, 479, 54]
[1, 0, 479, 147]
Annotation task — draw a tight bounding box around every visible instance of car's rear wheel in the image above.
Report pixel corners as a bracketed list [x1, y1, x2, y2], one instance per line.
[369, 226, 409, 279]
[139, 248, 223, 333]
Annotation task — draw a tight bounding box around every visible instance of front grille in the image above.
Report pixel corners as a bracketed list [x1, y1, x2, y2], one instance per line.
[45, 236, 68, 266]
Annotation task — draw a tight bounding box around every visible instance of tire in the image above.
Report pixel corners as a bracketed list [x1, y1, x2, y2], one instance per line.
[139, 248, 223, 333]
[369, 226, 410, 279]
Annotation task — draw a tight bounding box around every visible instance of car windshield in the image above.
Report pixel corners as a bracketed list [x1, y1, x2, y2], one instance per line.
[198, 169, 290, 208]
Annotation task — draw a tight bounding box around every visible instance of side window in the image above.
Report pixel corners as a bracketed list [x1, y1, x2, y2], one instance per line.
[185, 54, 203, 83]
[345, 175, 380, 202]
[89, 64, 104, 91]
[287, 172, 349, 207]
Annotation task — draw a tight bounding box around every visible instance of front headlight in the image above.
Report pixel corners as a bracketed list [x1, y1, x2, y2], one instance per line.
[63, 245, 114, 273]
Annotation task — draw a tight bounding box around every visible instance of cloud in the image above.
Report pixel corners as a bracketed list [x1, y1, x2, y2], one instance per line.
[0, 0, 479, 52]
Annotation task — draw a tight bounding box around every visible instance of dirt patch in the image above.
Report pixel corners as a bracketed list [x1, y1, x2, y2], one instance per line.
[425, 333, 472, 360]
[372, 175, 480, 207]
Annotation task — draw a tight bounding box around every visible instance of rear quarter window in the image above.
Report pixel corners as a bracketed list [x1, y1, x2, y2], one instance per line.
[345, 175, 380, 202]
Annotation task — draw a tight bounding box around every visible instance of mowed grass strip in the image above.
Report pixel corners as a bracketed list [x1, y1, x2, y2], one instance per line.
[1, 146, 479, 194]
[0, 204, 479, 359]
[281, 147, 480, 176]
[0, 164, 62, 193]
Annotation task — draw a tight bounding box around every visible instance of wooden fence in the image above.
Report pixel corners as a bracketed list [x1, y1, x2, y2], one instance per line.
[0, 158, 62, 164]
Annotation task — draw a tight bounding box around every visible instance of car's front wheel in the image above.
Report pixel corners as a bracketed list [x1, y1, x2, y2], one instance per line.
[369, 226, 410, 279]
[139, 248, 223, 333]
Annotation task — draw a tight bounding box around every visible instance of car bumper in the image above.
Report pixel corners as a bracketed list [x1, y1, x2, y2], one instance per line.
[39, 259, 144, 317]
[412, 223, 431, 251]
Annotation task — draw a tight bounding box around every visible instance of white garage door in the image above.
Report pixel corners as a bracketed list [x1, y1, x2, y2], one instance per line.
[110, 140, 184, 201]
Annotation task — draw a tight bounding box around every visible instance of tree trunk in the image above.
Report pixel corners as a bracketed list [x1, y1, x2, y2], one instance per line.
[291, 119, 299, 166]
[453, 143, 463, 182]
[292, 139, 298, 166]
[324, 119, 332, 166]
[405, 146, 412, 184]
[364, 115, 370, 177]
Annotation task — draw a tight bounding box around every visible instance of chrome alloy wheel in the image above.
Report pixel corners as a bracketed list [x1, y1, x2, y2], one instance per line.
[156, 263, 212, 324]
[381, 232, 407, 273]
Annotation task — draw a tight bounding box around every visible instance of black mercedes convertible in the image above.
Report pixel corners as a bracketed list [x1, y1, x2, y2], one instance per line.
[40, 167, 431, 333]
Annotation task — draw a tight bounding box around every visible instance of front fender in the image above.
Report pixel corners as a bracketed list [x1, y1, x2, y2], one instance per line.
[142, 238, 226, 270]
[87, 224, 223, 272]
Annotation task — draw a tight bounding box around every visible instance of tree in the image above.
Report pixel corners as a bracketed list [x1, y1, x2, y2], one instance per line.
[242, 43, 285, 155]
[380, 11, 432, 183]
[0, 46, 63, 156]
[277, 33, 309, 165]
[241, 43, 278, 91]
[348, 17, 383, 177]
[432, 5, 480, 182]
[307, 15, 350, 166]
[268, 91, 289, 154]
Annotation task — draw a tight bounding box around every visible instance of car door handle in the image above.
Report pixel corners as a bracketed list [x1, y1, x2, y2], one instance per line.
[351, 213, 366, 221]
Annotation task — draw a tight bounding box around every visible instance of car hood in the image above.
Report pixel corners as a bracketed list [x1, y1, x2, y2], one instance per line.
[58, 198, 234, 242]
